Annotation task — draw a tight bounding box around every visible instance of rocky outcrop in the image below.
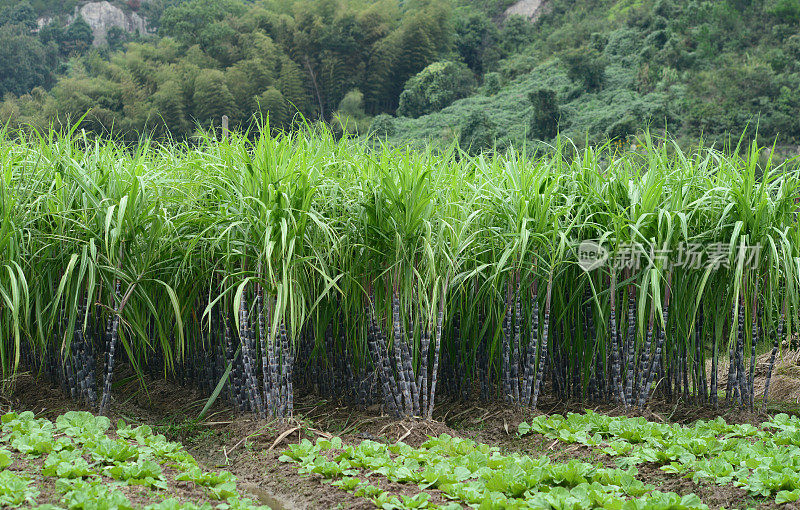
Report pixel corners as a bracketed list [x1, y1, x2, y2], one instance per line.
[74, 1, 149, 45]
[503, 0, 548, 20]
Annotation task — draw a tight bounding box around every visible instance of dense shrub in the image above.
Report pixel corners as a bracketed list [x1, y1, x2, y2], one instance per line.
[397, 61, 476, 118]
[528, 89, 559, 140]
[459, 110, 496, 154]
[561, 46, 606, 91]
[369, 114, 396, 138]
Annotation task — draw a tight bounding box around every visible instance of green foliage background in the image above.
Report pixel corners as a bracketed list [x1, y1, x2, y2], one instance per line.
[2, 0, 800, 148]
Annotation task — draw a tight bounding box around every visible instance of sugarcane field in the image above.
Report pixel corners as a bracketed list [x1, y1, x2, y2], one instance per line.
[4, 127, 800, 510]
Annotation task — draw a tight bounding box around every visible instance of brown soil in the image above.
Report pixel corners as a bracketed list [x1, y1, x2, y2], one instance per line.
[6, 366, 800, 510]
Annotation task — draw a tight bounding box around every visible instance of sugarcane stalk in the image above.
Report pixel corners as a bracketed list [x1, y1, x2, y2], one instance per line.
[711, 318, 719, 408]
[369, 300, 398, 415]
[695, 305, 707, 403]
[267, 296, 279, 416]
[522, 277, 539, 404]
[636, 304, 655, 405]
[640, 272, 671, 408]
[99, 278, 136, 416]
[764, 293, 786, 404]
[531, 270, 553, 409]
[419, 320, 431, 417]
[427, 276, 448, 419]
[609, 272, 626, 406]
[736, 292, 746, 407]
[257, 280, 272, 416]
[399, 303, 419, 415]
[624, 277, 636, 406]
[277, 316, 289, 416]
[748, 278, 760, 410]
[391, 282, 412, 416]
[285, 319, 294, 417]
[512, 269, 521, 403]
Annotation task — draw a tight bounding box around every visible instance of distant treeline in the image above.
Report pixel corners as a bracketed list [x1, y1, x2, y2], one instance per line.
[2, 0, 800, 149]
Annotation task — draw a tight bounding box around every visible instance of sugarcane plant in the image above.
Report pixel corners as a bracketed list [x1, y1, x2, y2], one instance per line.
[1, 125, 799, 421]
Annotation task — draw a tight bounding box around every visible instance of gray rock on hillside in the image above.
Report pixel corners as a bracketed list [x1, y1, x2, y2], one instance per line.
[73, 1, 149, 46]
[503, 0, 548, 20]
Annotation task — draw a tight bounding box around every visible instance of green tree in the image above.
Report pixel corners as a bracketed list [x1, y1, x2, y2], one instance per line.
[159, 0, 246, 46]
[369, 113, 395, 138]
[51, 74, 124, 133]
[397, 61, 476, 118]
[61, 17, 94, 55]
[198, 20, 240, 66]
[0, 25, 58, 96]
[500, 15, 535, 54]
[0, 1, 37, 30]
[151, 79, 189, 137]
[226, 58, 275, 123]
[768, 0, 800, 22]
[192, 69, 237, 126]
[257, 86, 287, 130]
[528, 89, 559, 140]
[106, 27, 129, 53]
[453, 10, 501, 74]
[388, 11, 440, 108]
[561, 46, 606, 91]
[278, 55, 311, 119]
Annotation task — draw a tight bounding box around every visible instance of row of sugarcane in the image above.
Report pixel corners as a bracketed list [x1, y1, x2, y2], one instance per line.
[1, 127, 800, 420]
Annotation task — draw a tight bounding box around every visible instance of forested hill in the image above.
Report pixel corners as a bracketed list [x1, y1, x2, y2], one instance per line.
[2, 0, 800, 150]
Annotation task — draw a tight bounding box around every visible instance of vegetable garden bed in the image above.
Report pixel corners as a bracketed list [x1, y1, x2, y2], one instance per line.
[8, 370, 800, 509]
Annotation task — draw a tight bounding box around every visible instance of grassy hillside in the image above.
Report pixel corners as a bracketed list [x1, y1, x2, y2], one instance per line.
[385, 0, 800, 150]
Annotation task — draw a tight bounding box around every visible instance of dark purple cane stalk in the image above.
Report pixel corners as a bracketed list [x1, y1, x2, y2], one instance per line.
[420, 320, 431, 417]
[374, 297, 402, 413]
[511, 270, 522, 403]
[427, 276, 448, 419]
[267, 296, 279, 415]
[277, 316, 289, 417]
[391, 282, 412, 416]
[695, 306, 707, 403]
[747, 279, 760, 410]
[257, 280, 272, 416]
[735, 293, 746, 407]
[726, 304, 738, 404]
[636, 306, 655, 406]
[608, 273, 626, 406]
[368, 295, 398, 415]
[764, 294, 786, 404]
[522, 277, 539, 404]
[239, 290, 264, 418]
[711, 320, 719, 408]
[531, 271, 553, 409]
[624, 278, 636, 406]
[284, 318, 294, 417]
[640, 272, 671, 408]
[501, 279, 512, 402]
[100, 279, 136, 416]
[398, 301, 419, 415]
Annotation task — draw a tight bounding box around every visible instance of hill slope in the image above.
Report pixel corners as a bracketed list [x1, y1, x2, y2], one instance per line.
[385, 0, 800, 149]
[2, 0, 799, 148]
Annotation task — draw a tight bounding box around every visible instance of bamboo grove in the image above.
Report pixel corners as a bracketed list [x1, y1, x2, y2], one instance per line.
[1, 126, 799, 419]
